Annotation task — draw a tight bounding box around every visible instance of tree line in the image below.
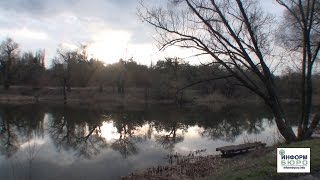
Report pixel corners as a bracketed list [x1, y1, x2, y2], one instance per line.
[0, 37, 317, 102]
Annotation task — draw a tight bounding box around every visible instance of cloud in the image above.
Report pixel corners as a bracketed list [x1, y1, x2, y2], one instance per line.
[0, 0, 45, 15]
[0, 0, 140, 29]
[0, 27, 49, 40]
[0, 0, 285, 67]
[0, 0, 156, 67]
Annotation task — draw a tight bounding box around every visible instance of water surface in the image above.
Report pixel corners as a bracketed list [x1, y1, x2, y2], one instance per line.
[0, 103, 300, 179]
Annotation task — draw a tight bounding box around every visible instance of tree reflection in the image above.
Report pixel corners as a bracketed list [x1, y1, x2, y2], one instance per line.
[48, 106, 150, 158]
[111, 123, 138, 158]
[200, 119, 243, 142]
[198, 104, 274, 142]
[109, 110, 146, 158]
[152, 110, 188, 151]
[0, 114, 19, 157]
[154, 123, 184, 151]
[246, 116, 265, 135]
[0, 105, 45, 157]
[77, 125, 107, 158]
[0, 102, 299, 159]
[48, 106, 107, 158]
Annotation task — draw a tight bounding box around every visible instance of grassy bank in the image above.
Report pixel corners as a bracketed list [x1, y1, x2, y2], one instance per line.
[206, 138, 320, 180]
[0, 86, 263, 106]
[0, 86, 168, 106]
[123, 138, 320, 180]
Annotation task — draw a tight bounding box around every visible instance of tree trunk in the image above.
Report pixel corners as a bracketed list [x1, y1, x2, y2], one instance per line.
[67, 84, 71, 92]
[144, 86, 149, 102]
[3, 69, 10, 90]
[67, 62, 71, 92]
[63, 78, 67, 105]
[302, 60, 313, 134]
[267, 98, 297, 142]
[99, 84, 103, 93]
[263, 77, 296, 142]
[3, 77, 10, 90]
[301, 113, 320, 139]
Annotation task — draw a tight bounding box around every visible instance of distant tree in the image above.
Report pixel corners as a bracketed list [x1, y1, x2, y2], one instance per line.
[0, 38, 19, 89]
[52, 44, 108, 103]
[87, 58, 106, 92]
[151, 58, 186, 100]
[52, 58, 68, 104]
[12, 49, 45, 102]
[32, 49, 46, 88]
[56, 48, 78, 91]
[16, 50, 45, 88]
[104, 64, 119, 93]
[72, 45, 94, 87]
[115, 59, 128, 94]
[277, 67, 301, 99]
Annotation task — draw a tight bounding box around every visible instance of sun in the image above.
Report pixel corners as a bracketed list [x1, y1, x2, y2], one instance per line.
[85, 28, 202, 66]
[87, 29, 132, 64]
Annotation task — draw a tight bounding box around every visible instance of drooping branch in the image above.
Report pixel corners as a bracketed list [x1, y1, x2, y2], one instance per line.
[176, 74, 233, 93]
[139, 0, 297, 141]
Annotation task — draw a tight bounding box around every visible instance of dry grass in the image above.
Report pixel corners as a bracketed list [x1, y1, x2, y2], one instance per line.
[0, 86, 158, 106]
[195, 92, 229, 104]
[121, 139, 320, 180]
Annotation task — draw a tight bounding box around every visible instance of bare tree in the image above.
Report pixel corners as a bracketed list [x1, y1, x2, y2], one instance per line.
[0, 38, 19, 90]
[276, 0, 320, 139]
[138, 0, 312, 142]
[56, 48, 78, 92]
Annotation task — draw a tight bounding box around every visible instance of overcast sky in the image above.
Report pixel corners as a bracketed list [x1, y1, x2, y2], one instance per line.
[0, 0, 284, 67]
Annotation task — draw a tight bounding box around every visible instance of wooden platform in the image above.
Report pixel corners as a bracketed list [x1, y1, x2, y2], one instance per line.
[216, 142, 266, 156]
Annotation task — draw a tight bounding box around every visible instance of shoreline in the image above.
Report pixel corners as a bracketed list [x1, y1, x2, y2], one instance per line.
[0, 86, 284, 107]
[122, 138, 320, 180]
[122, 146, 274, 180]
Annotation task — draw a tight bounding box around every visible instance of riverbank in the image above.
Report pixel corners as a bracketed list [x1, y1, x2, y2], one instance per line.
[122, 138, 320, 180]
[0, 86, 265, 107]
[1, 85, 317, 106]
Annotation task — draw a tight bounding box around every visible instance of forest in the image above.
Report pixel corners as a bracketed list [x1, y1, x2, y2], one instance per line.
[0, 37, 319, 105]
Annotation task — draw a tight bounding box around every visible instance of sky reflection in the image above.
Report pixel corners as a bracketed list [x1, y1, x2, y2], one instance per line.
[0, 103, 292, 179]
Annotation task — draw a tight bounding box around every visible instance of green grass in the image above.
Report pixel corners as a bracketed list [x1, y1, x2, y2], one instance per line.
[205, 138, 320, 180]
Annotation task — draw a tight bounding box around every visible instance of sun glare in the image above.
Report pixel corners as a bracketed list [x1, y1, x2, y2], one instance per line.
[100, 121, 118, 141]
[87, 30, 132, 64]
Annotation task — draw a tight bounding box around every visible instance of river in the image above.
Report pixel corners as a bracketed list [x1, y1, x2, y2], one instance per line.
[0, 103, 302, 179]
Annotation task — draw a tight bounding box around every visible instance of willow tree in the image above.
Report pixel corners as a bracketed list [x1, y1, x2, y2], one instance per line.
[139, 0, 319, 142]
[276, 0, 320, 139]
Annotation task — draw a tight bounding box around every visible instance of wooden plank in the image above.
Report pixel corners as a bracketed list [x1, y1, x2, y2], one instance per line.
[216, 142, 266, 155]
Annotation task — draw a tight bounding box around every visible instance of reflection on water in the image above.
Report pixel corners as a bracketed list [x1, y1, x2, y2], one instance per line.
[0, 103, 300, 179]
